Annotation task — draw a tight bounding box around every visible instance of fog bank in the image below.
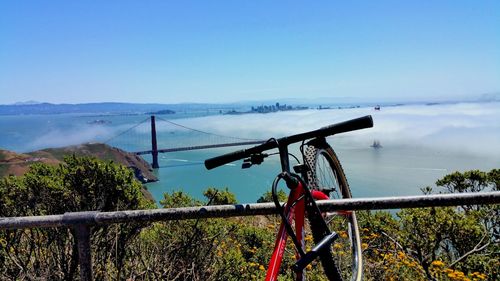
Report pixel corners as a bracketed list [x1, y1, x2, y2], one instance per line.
[178, 102, 500, 158]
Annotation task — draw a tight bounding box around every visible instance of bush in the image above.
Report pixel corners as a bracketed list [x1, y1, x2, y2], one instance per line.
[0, 156, 154, 280]
[2, 165, 498, 280]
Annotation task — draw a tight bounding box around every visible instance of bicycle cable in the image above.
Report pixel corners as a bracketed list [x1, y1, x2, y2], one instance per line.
[265, 137, 302, 165]
[266, 152, 301, 165]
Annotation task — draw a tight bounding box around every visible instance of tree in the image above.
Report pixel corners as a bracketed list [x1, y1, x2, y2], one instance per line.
[257, 189, 287, 203]
[358, 169, 499, 280]
[160, 190, 201, 208]
[203, 187, 237, 205]
[2, 163, 498, 280]
[436, 170, 490, 194]
[0, 155, 154, 280]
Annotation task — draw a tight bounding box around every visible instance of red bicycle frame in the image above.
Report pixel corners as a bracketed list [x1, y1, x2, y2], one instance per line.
[266, 179, 330, 281]
[266, 179, 306, 281]
[204, 116, 374, 281]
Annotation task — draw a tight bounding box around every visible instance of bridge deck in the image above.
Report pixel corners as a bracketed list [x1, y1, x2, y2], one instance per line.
[134, 140, 265, 155]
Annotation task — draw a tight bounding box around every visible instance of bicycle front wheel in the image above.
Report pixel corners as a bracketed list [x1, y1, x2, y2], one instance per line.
[304, 140, 363, 281]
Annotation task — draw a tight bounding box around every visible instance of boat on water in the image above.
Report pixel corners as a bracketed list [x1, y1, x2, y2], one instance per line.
[87, 119, 111, 125]
[371, 140, 382, 149]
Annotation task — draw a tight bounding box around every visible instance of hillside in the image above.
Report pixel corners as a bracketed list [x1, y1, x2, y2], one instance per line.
[0, 143, 157, 183]
[0, 102, 234, 115]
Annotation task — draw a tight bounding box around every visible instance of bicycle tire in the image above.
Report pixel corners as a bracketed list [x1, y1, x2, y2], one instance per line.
[304, 140, 363, 281]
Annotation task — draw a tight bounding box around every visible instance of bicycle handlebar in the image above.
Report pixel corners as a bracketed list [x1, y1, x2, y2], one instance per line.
[204, 115, 373, 170]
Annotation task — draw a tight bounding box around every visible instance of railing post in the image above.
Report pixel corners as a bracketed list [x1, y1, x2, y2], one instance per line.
[64, 212, 97, 281]
[75, 224, 92, 281]
[151, 115, 159, 169]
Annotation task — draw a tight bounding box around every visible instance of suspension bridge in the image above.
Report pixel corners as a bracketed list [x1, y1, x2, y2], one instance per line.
[104, 116, 264, 168]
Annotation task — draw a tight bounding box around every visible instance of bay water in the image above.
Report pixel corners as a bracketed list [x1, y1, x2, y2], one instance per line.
[1, 102, 498, 205]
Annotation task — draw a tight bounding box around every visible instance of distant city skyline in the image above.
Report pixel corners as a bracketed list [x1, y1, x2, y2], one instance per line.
[1, 1, 499, 104]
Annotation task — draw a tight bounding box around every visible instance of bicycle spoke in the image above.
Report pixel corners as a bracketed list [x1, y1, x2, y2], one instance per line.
[304, 143, 363, 281]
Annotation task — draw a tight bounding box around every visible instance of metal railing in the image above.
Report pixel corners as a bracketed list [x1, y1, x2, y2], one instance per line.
[1, 191, 500, 281]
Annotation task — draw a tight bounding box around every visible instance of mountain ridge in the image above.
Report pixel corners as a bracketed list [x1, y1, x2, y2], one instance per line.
[1, 94, 498, 115]
[0, 143, 157, 186]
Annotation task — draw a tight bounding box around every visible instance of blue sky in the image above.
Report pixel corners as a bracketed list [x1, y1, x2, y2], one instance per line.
[1, 0, 499, 104]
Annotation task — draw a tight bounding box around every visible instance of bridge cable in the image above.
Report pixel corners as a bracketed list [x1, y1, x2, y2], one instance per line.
[155, 116, 262, 142]
[103, 117, 151, 144]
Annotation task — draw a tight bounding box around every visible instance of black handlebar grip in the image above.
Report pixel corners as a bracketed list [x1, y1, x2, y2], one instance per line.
[204, 148, 248, 170]
[319, 115, 373, 136]
[205, 115, 373, 170]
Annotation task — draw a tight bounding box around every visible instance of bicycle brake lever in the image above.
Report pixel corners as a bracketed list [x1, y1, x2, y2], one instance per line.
[251, 153, 268, 165]
[242, 153, 269, 168]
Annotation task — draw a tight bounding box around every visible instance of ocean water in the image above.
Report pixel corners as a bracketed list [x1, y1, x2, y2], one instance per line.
[142, 141, 497, 205]
[1, 102, 499, 204]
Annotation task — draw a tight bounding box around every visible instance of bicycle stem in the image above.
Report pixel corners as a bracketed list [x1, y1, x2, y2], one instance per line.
[278, 142, 291, 173]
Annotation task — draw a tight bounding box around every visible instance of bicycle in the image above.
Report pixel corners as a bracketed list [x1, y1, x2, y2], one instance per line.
[205, 115, 373, 281]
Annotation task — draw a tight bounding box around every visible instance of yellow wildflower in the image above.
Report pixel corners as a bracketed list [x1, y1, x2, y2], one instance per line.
[431, 260, 444, 267]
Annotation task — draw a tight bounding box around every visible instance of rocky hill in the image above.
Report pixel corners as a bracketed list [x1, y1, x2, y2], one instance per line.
[0, 143, 157, 183]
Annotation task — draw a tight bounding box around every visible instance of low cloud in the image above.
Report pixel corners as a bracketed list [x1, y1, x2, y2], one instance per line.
[24, 102, 500, 159]
[28, 125, 113, 151]
[176, 102, 500, 158]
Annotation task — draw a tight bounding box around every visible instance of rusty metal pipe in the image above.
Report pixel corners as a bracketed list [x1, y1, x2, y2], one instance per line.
[1, 192, 499, 230]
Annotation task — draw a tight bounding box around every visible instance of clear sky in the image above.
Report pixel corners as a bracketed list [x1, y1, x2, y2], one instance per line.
[1, 0, 499, 104]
